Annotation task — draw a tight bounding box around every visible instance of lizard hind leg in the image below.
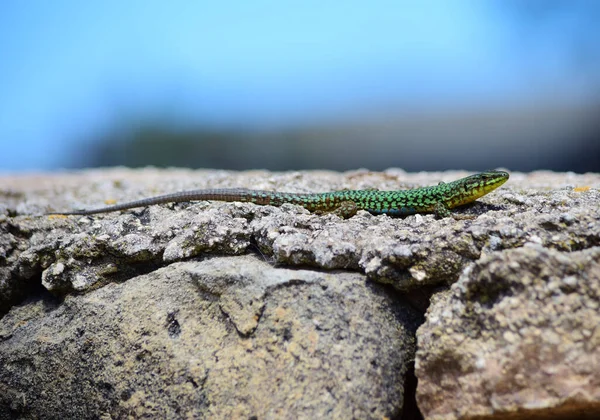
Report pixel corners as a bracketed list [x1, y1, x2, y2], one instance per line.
[333, 201, 358, 219]
[433, 201, 451, 218]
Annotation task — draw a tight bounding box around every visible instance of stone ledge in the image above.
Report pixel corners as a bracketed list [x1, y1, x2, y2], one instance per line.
[1, 168, 599, 419]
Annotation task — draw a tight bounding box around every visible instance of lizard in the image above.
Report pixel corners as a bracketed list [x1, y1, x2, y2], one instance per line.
[48, 170, 509, 219]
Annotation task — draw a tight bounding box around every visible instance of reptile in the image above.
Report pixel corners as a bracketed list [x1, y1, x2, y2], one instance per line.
[48, 170, 509, 219]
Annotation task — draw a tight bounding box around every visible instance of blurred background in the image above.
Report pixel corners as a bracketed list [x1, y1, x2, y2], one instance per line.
[1, 0, 599, 174]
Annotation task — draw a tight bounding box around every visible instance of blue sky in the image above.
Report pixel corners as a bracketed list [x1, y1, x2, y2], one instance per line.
[0, 1, 593, 171]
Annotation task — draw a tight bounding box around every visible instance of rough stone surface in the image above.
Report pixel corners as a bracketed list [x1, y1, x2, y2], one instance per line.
[416, 245, 600, 420]
[3, 169, 599, 308]
[1, 168, 600, 418]
[0, 255, 419, 419]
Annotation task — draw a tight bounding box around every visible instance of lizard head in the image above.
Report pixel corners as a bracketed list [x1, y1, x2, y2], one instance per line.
[462, 170, 509, 199]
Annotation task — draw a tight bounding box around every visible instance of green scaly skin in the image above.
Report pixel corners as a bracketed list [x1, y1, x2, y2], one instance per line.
[48, 170, 509, 219]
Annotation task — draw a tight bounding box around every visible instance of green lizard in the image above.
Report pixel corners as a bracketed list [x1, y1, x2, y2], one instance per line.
[49, 170, 509, 219]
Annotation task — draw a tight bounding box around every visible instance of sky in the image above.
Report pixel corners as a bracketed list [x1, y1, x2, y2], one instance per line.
[0, 1, 596, 172]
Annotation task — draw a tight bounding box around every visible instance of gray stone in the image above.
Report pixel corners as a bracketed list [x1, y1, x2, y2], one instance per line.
[1, 168, 600, 418]
[0, 255, 418, 419]
[3, 169, 600, 306]
[416, 245, 600, 420]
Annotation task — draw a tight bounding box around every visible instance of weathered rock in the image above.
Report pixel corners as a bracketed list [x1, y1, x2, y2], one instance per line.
[1, 168, 600, 419]
[3, 169, 599, 310]
[0, 255, 419, 419]
[416, 245, 600, 420]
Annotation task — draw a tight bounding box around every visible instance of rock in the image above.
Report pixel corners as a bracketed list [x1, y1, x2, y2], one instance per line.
[1, 168, 600, 418]
[3, 170, 600, 308]
[416, 245, 600, 420]
[0, 255, 419, 419]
